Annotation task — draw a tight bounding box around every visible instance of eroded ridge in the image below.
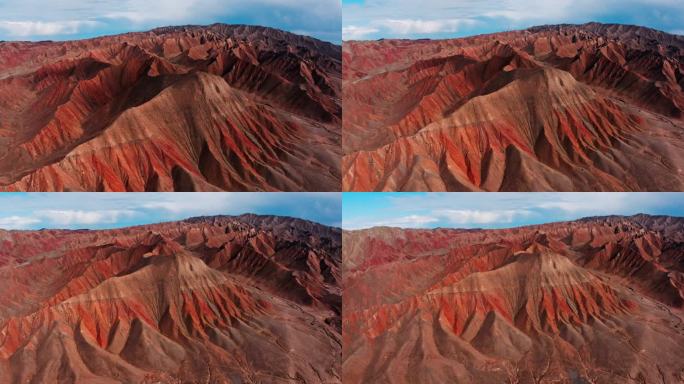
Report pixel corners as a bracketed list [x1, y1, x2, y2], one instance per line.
[343, 215, 684, 383]
[343, 23, 684, 191]
[0, 24, 342, 191]
[0, 214, 342, 383]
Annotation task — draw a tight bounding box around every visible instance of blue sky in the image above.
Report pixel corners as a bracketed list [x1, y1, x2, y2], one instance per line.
[343, 193, 684, 230]
[0, 0, 341, 43]
[0, 193, 341, 230]
[342, 0, 684, 40]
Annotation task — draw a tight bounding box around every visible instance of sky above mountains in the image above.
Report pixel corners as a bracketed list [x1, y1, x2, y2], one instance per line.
[1, 1, 678, 44]
[0, 193, 342, 230]
[343, 0, 684, 40]
[343, 193, 684, 229]
[0, 0, 341, 43]
[1, 192, 682, 231]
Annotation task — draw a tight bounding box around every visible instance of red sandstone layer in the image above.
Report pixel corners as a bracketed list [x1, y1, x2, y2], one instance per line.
[0, 214, 342, 383]
[343, 23, 684, 191]
[343, 215, 684, 383]
[0, 25, 342, 191]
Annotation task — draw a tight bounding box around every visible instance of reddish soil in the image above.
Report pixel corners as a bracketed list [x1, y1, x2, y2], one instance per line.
[0, 24, 341, 191]
[343, 214, 684, 383]
[0, 214, 341, 383]
[343, 23, 684, 191]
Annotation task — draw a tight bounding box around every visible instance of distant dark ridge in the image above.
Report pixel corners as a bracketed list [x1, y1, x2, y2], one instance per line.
[348, 22, 684, 49]
[0, 214, 341, 237]
[528, 22, 684, 49]
[150, 23, 341, 55]
[183, 213, 341, 231]
[347, 214, 684, 232]
[0, 23, 341, 57]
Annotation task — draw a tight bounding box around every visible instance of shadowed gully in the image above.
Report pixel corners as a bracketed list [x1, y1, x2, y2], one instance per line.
[0, 214, 341, 383]
[0, 24, 341, 191]
[343, 23, 684, 191]
[343, 214, 684, 383]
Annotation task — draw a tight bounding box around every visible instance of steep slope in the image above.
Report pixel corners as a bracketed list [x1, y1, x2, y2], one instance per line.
[343, 23, 684, 191]
[0, 24, 342, 191]
[0, 214, 342, 383]
[343, 215, 684, 383]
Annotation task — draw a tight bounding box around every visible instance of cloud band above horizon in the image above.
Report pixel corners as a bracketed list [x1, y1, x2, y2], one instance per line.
[343, 193, 684, 230]
[0, 193, 342, 230]
[342, 0, 684, 40]
[0, 0, 341, 43]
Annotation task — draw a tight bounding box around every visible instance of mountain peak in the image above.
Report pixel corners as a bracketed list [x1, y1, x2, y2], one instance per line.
[0, 214, 342, 382]
[343, 19, 684, 191]
[344, 215, 684, 382]
[0, 22, 341, 192]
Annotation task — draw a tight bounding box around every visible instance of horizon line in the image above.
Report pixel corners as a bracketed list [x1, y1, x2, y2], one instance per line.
[0, 22, 341, 45]
[342, 21, 684, 42]
[0, 212, 340, 232]
[342, 213, 684, 231]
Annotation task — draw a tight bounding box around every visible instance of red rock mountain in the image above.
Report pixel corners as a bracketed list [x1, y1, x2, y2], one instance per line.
[343, 23, 684, 191]
[0, 24, 341, 191]
[0, 214, 341, 383]
[343, 215, 684, 383]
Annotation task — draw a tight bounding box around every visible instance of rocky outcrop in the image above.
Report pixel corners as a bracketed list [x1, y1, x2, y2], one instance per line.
[343, 23, 684, 191]
[0, 24, 342, 191]
[343, 215, 684, 383]
[0, 214, 342, 383]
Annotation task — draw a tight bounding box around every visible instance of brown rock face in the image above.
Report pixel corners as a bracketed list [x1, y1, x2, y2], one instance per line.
[0, 24, 342, 191]
[343, 23, 684, 191]
[0, 214, 342, 383]
[343, 215, 684, 383]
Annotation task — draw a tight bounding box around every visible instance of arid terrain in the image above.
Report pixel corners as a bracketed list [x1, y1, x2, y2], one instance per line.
[343, 23, 684, 191]
[0, 214, 342, 383]
[343, 214, 684, 383]
[0, 24, 341, 191]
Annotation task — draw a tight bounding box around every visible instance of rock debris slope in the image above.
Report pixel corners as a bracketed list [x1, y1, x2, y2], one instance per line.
[0, 24, 341, 191]
[0, 214, 341, 383]
[343, 215, 684, 383]
[343, 23, 684, 191]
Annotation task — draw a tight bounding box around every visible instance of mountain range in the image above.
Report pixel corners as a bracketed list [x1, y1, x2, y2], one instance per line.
[343, 23, 684, 191]
[0, 214, 341, 383]
[0, 24, 341, 191]
[343, 214, 684, 383]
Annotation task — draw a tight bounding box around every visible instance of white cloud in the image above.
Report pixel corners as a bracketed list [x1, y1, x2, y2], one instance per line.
[344, 18, 475, 40]
[100, 0, 199, 23]
[0, 20, 99, 36]
[377, 214, 439, 227]
[379, 18, 476, 35]
[440, 209, 531, 224]
[0, 193, 340, 230]
[480, 0, 580, 22]
[342, 193, 680, 230]
[140, 192, 340, 216]
[140, 193, 267, 214]
[344, 209, 531, 229]
[99, 0, 340, 26]
[535, 193, 633, 215]
[0, 216, 41, 230]
[343, 25, 380, 40]
[343, 214, 438, 230]
[0, 0, 341, 42]
[343, 0, 684, 39]
[36, 210, 138, 226]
